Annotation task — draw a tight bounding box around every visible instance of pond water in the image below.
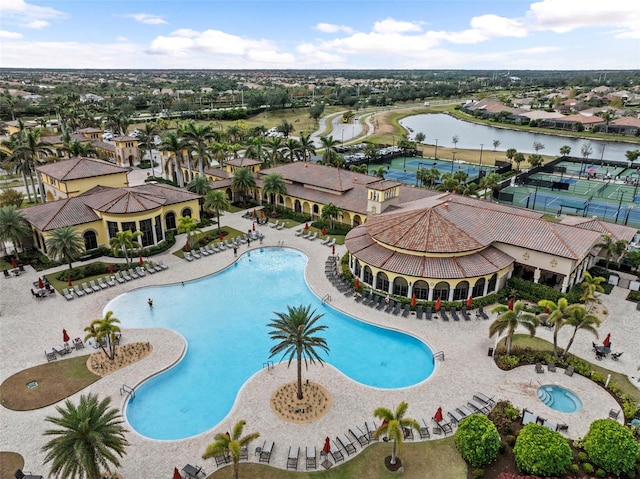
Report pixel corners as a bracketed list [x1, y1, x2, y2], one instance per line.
[400, 114, 637, 161]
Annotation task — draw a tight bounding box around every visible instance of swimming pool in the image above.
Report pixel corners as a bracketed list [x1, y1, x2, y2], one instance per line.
[105, 248, 435, 440]
[537, 384, 583, 413]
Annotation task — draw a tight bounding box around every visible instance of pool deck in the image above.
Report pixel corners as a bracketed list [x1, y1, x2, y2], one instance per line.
[1, 208, 638, 477]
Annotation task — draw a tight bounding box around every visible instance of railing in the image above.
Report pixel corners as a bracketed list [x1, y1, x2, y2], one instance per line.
[263, 361, 274, 370]
[322, 294, 332, 304]
[120, 384, 135, 400]
[434, 351, 445, 361]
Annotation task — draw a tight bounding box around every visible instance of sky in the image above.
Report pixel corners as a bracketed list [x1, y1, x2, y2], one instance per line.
[0, 0, 639, 70]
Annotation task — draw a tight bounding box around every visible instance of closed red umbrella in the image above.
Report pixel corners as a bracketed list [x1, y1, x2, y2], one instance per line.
[185, 242, 190, 252]
[323, 436, 331, 455]
[466, 295, 473, 307]
[331, 244, 335, 255]
[219, 232, 224, 241]
[109, 264, 114, 274]
[260, 210, 265, 219]
[173, 467, 182, 479]
[139, 255, 144, 266]
[603, 333, 611, 347]
[11, 257, 18, 269]
[304, 223, 309, 230]
[67, 275, 72, 287]
[411, 293, 416, 307]
[435, 297, 441, 311]
[62, 329, 70, 343]
[252, 222, 255, 232]
[434, 407, 443, 423]
[508, 298, 514, 310]
[544, 307, 550, 314]
[322, 226, 327, 237]
[354, 278, 360, 290]
[253, 208, 257, 217]
[38, 277, 44, 289]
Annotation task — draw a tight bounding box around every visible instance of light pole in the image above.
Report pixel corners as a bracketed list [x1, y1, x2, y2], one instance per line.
[451, 151, 456, 173]
[434, 139, 438, 159]
[625, 206, 634, 225]
[479, 143, 484, 171]
[614, 192, 625, 223]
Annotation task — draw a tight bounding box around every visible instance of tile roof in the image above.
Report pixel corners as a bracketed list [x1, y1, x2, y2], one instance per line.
[36, 157, 128, 180]
[559, 216, 637, 242]
[22, 183, 200, 231]
[261, 162, 381, 193]
[112, 135, 137, 141]
[226, 157, 262, 167]
[204, 166, 231, 180]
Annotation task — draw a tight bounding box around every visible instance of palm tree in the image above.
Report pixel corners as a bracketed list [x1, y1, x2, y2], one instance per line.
[177, 215, 202, 249]
[321, 203, 342, 229]
[559, 145, 571, 156]
[181, 122, 215, 178]
[506, 148, 517, 164]
[10, 128, 54, 203]
[0, 205, 31, 259]
[284, 138, 301, 163]
[266, 136, 283, 168]
[538, 298, 572, 357]
[436, 174, 462, 193]
[245, 136, 266, 162]
[528, 154, 544, 168]
[417, 167, 440, 188]
[42, 393, 129, 479]
[231, 167, 256, 203]
[320, 135, 341, 166]
[489, 300, 538, 354]
[137, 122, 158, 174]
[262, 172, 287, 212]
[202, 420, 260, 479]
[580, 271, 606, 312]
[364, 143, 380, 164]
[203, 190, 231, 233]
[513, 152, 525, 172]
[109, 230, 142, 266]
[298, 133, 316, 162]
[562, 305, 601, 357]
[45, 226, 85, 269]
[595, 234, 616, 270]
[62, 140, 98, 158]
[84, 311, 121, 361]
[373, 401, 420, 466]
[186, 176, 212, 195]
[159, 132, 187, 187]
[268, 304, 329, 400]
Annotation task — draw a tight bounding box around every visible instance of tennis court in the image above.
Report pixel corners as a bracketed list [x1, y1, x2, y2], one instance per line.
[369, 157, 496, 185]
[554, 160, 627, 178]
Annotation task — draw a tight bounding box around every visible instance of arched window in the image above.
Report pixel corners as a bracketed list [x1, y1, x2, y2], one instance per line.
[363, 266, 373, 285]
[83, 230, 97, 250]
[472, 278, 486, 298]
[392, 277, 408, 297]
[413, 280, 429, 300]
[294, 200, 302, 213]
[312, 204, 319, 214]
[181, 208, 192, 218]
[354, 259, 361, 277]
[487, 274, 498, 293]
[433, 281, 450, 301]
[453, 281, 469, 301]
[165, 212, 177, 230]
[376, 272, 389, 292]
[279, 195, 284, 205]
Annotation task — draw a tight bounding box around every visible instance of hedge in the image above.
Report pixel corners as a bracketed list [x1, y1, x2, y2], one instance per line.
[513, 423, 572, 476]
[454, 414, 501, 467]
[583, 419, 640, 476]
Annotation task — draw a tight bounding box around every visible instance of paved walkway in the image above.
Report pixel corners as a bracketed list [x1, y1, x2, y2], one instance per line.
[1, 208, 638, 478]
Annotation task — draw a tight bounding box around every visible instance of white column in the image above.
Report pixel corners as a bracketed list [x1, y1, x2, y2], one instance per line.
[533, 268, 541, 284]
[483, 279, 489, 296]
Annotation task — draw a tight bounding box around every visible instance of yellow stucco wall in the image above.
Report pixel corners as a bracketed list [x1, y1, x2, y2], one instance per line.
[41, 172, 129, 200]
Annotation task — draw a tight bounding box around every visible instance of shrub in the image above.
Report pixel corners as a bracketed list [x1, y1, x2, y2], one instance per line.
[582, 462, 594, 474]
[454, 414, 501, 467]
[569, 463, 579, 474]
[577, 451, 588, 462]
[488, 401, 517, 435]
[513, 423, 572, 476]
[505, 435, 516, 447]
[472, 468, 485, 479]
[595, 468, 606, 478]
[583, 419, 640, 476]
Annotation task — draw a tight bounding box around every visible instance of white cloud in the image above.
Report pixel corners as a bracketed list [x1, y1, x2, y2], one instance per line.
[125, 13, 168, 25]
[116, 36, 128, 42]
[372, 18, 422, 34]
[314, 22, 353, 34]
[0, 0, 66, 22]
[526, 0, 639, 37]
[24, 20, 49, 29]
[148, 29, 280, 57]
[0, 29, 23, 39]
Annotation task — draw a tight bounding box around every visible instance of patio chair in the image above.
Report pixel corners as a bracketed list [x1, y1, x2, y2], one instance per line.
[121, 270, 133, 281]
[89, 280, 101, 292]
[403, 426, 415, 440]
[213, 454, 230, 466]
[415, 305, 424, 319]
[287, 446, 299, 470]
[72, 337, 84, 350]
[330, 441, 345, 462]
[468, 399, 491, 415]
[375, 297, 386, 310]
[557, 422, 569, 432]
[276, 222, 285, 230]
[392, 302, 402, 316]
[457, 405, 474, 418]
[157, 259, 169, 270]
[365, 420, 378, 441]
[306, 446, 317, 470]
[548, 362, 556, 372]
[239, 445, 248, 461]
[259, 441, 274, 463]
[14, 469, 44, 479]
[128, 268, 139, 279]
[270, 220, 279, 229]
[461, 306, 471, 321]
[181, 464, 205, 479]
[144, 263, 157, 274]
[321, 236, 331, 245]
[51, 345, 70, 357]
[135, 266, 147, 276]
[97, 277, 109, 288]
[450, 308, 460, 321]
[309, 232, 318, 241]
[425, 305, 433, 320]
[336, 434, 356, 455]
[473, 392, 496, 408]
[191, 249, 201, 260]
[535, 363, 544, 373]
[62, 288, 74, 300]
[448, 409, 464, 425]
[402, 304, 411, 317]
[327, 238, 336, 247]
[81, 282, 93, 294]
[349, 426, 369, 446]
[432, 417, 453, 435]
[478, 306, 489, 319]
[206, 244, 218, 254]
[73, 285, 85, 297]
[114, 272, 125, 283]
[30, 288, 43, 299]
[521, 408, 537, 425]
[417, 419, 430, 439]
[45, 349, 57, 362]
[302, 230, 311, 239]
[609, 408, 621, 419]
[611, 352, 623, 360]
[564, 365, 574, 376]
[184, 252, 194, 261]
[295, 229, 304, 236]
[384, 299, 395, 313]
[440, 308, 450, 321]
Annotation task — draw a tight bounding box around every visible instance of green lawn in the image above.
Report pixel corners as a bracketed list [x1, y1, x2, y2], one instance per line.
[205, 437, 466, 479]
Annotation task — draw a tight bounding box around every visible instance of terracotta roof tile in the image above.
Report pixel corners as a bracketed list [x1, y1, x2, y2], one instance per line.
[36, 157, 128, 180]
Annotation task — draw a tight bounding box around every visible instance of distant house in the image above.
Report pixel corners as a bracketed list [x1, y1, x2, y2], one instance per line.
[608, 117, 640, 136]
[540, 114, 604, 131]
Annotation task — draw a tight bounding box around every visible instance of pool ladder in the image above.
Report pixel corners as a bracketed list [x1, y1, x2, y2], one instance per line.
[263, 361, 274, 370]
[120, 384, 135, 400]
[434, 351, 445, 361]
[322, 294, 332, 304]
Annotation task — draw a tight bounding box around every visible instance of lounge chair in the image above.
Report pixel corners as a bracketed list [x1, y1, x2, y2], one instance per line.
[425, 305, 433, 320]
[73, 285, 85, 297]
[213, 454, 230, 466]
[97, 277, 109, 289]
[237, 235, 247, 244]
[327, 238, 336, 247]
[105, 275, 116, 286]
[557, 422, 569, 432]
[225, 239, 234, 249]
[14, 469, 44, 479]
[457, 405, 474, 418]
[336, 434, 356, 455]
[51, 345, 70, 357]
[402, 304, 411, 317]
[392, 302, 402, 316]
[295, 230, 304, 237]
[564, 365, 574, 376]
[136, 266, 146, 276]
[89, 280, 101, 292]
[450, 308, 460, 321]
[548, 362, 556, 372]
[419, 419, 431, 438]
[542, 419, 557, 431]
[45, 349, 57, 362]
[206, 244, 218, 254]
[468, 399, 491, 415]
[365, 420, 378, 441]
[144, 263, 157, 274]
[473, 393, 496, 408]
[157, 259, 169, 270]
[461, 306, 471, 321]
[321, 236, 331, 245]
[440, 308, 450, 321]
[128, 268, 139, 279]
[375, 297, 386, 310]
[113, 272, 125, 283]
[276, 222, 285, 230]
[330, 441, 345, 462]
[349, 426, 369, 446]
[72, 338, 84, 350]
[270, 220, 279, 229]
[287, 446, 299, 470]
[62, 288, 74, 300]
[184, 252, 194, 261]
[535, 363, 544, 374]
[384, 299, 395, 313]
[181, 464, 205, 479]
[609, 408, 620, 419]
[191, 250, 201, 259]
[403, 427, 415, 440]
[306, 446, 317, 470]
[415, 305, 424, 319]
[448, 409, 464, 425]
[478, 306, 489, 319]
[302, 230, 311, 239]
[259, 440, 274, 464]
[309, 232, 318, 241]
[239, 445, 248, 461]
[81, 282, 93, 294]
[121, 270, 132, 281]
[521, 408, 537, 425]
[432, 417, 453, 435]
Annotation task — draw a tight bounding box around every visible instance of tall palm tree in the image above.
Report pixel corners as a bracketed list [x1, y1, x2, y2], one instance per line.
[202, 420, 260, 479]
[266, 137, 283, 168]
[159, 132, 187, 187]
[137, 122, 158, 175]
[177, 215, 201, 249]
[373, 401, 420, 466]
[186, 176, 212, 195]
[559, 145, 571, 156]
[268, 304, 329, 400]
[562, 305, 601, 357]
[245, 136, 267, 162]
[595, 234, 624, 270]
[298, 133, 316, 163]
[538, 298, 572, 357]
[203, 190, 231, 233]
[261, 172, 287, 212]
[42, 393, 129, 479]
[0, 205, 31, 259]
[320, 135, 341, 167]
[321, 203, 342, 229]
[489, 300, 538, 354]
[231, 168, 256, 203]
[84, 311, 121, 361]
[45, 226, 85, 269]
[284, 138, 301, 163]
[181, 122, 215, 178]
[109, 230, 142, 266]
[580, 271, 606, 312]
[62, 140, 98, 159]
[11, 128, 54, 203]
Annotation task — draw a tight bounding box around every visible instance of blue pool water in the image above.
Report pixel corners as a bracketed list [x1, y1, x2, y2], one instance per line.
[105, 248, 435, 440]
[537, 385, 582, 413]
